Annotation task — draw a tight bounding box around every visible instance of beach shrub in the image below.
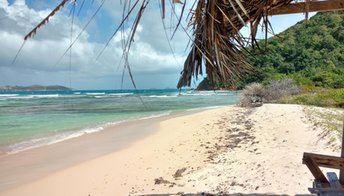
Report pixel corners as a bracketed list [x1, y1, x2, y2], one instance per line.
[265, 78, 301, 101]
[280, 88, 344, 108]
[239, 83, 266, 107]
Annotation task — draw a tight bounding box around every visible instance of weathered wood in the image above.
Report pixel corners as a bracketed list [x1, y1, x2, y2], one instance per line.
[269, 0, 344, 15]
[304, 153, 344, 170]
[340, 119, 344, 184]
[305, 0, 310, 20]
[303, 154, 329, 183]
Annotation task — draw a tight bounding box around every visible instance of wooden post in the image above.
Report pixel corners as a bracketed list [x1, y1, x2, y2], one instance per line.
[305, 0, 310, 21]
[303, 154, 329, 184]
[340, 119, 344, 184]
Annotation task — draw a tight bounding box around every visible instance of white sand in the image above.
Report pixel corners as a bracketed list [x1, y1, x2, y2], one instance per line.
[1, 104, 340, 196]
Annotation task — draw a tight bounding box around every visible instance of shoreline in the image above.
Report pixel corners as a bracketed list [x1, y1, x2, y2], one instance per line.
[0, 89, 239, 156]
[1, 104, 341, 195]
[0, 106, 223, 193]
[1, 105, 229, 155]
[2, 111, 172, 155]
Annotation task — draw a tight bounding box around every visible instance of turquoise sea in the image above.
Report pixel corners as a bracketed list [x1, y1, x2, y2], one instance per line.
[0, 89, 239, 154]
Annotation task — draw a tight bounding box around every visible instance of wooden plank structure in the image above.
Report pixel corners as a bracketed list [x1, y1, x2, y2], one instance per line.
[302, 121, 344, 195]
[269, 0, 344, 16]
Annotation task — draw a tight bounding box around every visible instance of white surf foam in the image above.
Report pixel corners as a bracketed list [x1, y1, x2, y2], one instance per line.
[6, 112, 171, 154]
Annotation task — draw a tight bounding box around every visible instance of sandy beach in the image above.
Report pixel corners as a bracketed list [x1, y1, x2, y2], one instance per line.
[0, 104, 341, 196]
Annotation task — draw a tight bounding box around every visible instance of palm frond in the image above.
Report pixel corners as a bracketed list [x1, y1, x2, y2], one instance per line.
[24, 0, 71, 40]
[24, 0, 297, 89]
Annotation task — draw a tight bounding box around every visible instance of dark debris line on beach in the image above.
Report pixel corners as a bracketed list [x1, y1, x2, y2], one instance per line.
[145, 107, 264, 195]
[136, 193, 290, 196]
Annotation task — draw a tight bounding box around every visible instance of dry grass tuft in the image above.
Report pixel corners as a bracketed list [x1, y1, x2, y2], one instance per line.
[265, 78, 301, 101]
[239, 83, 265, 107]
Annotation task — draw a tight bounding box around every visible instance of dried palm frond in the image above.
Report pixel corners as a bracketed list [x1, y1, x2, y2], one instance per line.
[177, 0, 294, 88]
[24, 0, 71, 40]
[24, 0, 296, 89]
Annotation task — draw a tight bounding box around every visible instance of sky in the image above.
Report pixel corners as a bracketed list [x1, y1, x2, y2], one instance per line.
[0, 0, 316, 90]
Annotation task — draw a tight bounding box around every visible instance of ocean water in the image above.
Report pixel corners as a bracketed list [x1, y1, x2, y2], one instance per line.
[0, 89, 239, 154]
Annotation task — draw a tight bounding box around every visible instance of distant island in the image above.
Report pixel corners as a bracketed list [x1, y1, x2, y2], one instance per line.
[0, 85, 73, 92]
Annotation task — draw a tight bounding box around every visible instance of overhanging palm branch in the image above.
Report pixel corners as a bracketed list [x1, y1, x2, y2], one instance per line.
[23, 0, 326, 89]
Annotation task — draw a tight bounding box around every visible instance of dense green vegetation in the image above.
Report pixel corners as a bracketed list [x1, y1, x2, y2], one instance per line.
[196, 77, 230, 90]
[239, 11, 344, 89]
[280, 88, 344, 108]
[197, 11, 344, 108]
[196, 77, 215, 90]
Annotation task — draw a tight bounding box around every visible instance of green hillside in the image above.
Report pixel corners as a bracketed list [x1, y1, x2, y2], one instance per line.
[237, 11, 344, 89]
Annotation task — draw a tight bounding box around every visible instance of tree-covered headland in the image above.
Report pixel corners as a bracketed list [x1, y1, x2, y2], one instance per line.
[198, 11, 344, 108]
[241, 11, 344, 89]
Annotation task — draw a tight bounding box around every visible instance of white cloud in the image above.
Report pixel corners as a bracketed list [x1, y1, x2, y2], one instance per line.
[0, 0, 314, 89]
[103, 0, 191, 54]
[0, 0, 190, 89]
